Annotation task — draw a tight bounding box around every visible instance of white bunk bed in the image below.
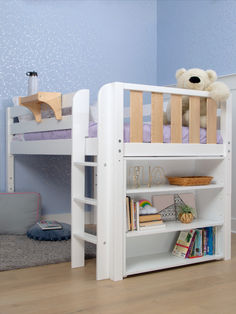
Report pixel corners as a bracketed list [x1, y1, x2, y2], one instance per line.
[6, 81, 232, 282]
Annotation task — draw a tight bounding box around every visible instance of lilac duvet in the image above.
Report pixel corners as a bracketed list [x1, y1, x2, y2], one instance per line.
[14, 122, 223, 144]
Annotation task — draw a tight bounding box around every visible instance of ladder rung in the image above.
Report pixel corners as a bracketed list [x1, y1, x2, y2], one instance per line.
[74, 162, 97, 167]
[74, 232, 97, 244]
[74, 197, 97, 206]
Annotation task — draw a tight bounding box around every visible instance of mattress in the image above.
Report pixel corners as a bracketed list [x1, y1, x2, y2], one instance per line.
[13, 122, 223, 144]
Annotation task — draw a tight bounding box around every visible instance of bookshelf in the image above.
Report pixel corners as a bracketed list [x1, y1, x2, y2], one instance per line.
[124, 157, 230, 277]
[126, 252, 224, 276]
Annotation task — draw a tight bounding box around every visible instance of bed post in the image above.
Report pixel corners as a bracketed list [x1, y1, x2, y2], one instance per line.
[97, 82, 125, 281]
[223, 94, 232, 260]
[6, 107, 14, 192]
[71, 89, 90, 268]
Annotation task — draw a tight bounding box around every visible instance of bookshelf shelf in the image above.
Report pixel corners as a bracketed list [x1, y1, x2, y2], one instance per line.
[124, 153, 230, 279]
[126, 252, 224, 276]
[126, 218, 224, 238]
[126, 183, 224, 194]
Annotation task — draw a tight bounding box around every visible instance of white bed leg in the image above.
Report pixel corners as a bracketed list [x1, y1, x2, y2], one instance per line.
[6, 108, 14, 192]
[97, 83, 125, 281]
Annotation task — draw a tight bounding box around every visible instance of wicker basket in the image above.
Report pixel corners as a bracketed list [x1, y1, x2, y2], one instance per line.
[167, 176, 213, 186]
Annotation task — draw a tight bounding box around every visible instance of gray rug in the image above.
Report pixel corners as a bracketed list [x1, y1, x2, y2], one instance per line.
[0, 235, 96, 271]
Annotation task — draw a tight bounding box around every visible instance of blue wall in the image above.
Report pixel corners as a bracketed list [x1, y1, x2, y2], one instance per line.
[0, 0, 157, 214]
[157, 0, 236, 85]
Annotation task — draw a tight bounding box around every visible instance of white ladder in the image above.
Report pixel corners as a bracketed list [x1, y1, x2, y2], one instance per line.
[71, 160, 98, 268]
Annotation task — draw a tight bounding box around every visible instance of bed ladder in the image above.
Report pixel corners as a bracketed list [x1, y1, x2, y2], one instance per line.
[72, 161, 97, 245]
[72, 89, 110, 281]
[71, 90, 98, 270]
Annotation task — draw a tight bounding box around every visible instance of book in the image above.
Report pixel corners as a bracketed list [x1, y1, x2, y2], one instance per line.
[213, 226, 216, 255]
[172, 230, 195, 258]
[202, 228, 207, 256]
[207, 227, 213, 255]
[192, 229, 202, 257]
[130, 199, 137, 231]
[136, 201, 140, 231]
[186, 231, 196, 258]
[126, 196, 131, 231]
[139, 220, 164, 227]
[37, 220, 62, 230]
[139, 214, 162, 222]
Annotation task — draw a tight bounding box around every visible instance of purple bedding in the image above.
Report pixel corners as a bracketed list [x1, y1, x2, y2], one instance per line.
[14, 122, 223, 144]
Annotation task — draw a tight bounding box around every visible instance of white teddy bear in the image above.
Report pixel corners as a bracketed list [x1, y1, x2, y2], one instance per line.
[166, 68, 230, 128]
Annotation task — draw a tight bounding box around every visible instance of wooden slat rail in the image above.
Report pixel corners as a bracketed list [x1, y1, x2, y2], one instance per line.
[171, 95, 182, 143]
[207, 98, 217, 144]
[189, 96, 200, 143]
[151, 93, 163, 143]
[130, 91, 143, 142]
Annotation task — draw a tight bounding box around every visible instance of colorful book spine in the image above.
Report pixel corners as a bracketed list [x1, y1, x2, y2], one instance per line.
[186, 231, 196, 258]
[126, 196, 131, 231]
[136, 201, 140, 231]
[207, 227, 213, 255]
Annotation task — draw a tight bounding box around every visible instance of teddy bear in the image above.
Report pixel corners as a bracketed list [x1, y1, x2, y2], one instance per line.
[166, 68, 230, 128]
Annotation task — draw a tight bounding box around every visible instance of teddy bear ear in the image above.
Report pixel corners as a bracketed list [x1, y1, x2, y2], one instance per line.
[206, 70, 217, 82]
[176, 68, 186, 80]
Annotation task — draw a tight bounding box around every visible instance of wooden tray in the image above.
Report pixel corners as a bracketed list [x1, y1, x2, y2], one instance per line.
[167, 176, 213, 186]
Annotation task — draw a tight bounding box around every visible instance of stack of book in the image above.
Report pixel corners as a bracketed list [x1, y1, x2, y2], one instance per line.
[126, 197, 165, 231]
[139, 212, 164, 230]
[172, 227, 216, 258]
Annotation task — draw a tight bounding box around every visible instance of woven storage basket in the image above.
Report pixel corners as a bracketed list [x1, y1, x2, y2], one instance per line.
[167, 176, 213, 186]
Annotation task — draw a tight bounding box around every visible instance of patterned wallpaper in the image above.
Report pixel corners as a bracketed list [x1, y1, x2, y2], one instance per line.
[0, 0, 157, 214]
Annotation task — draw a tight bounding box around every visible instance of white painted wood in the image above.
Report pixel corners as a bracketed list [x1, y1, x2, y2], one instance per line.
[74, 161, 97, 167]
[126, 252, 223, 276]
[124, 83, 210, 97]
[62, 92, 75, 108]
[10, 137, 98, 156]
[71, 89, 90, 269]
[126, 219, 223, 238]
[124, 143, 224, 157]
[125, 156, 225, 161]
[11, 139, 72, 155]
[126, 183, 223, 194]
[10, 116, 72, 134]
[74, 232, 97, 245]
[224, 96, 232, 260]
[74, 197, 97, 206]
[6, 108, 14, 192]
[97, 83, 125, 281]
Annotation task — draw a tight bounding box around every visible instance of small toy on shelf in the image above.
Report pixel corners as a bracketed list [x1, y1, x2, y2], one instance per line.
[148, 166, 165, 187]
[128, 166, 144, 188]
[177, 204, 194, 224]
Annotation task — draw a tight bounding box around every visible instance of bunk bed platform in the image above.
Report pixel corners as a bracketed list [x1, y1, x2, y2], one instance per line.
[10, 140, 225, 157]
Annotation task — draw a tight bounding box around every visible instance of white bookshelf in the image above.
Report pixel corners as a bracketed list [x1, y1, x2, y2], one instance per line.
[126, 252, 224, 276]
[126, 183, 223, 194]
[126, 218, 224, 238]
[124, 156, 230, 277]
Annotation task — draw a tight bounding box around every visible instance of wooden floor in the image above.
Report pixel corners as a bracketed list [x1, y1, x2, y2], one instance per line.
[1, 235, 236, 314]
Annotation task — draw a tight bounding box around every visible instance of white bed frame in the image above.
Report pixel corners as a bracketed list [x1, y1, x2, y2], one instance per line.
[7, 81, 232, 281]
